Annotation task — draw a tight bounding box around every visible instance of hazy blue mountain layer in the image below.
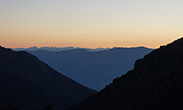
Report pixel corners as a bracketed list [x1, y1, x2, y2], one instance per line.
[28, 47, 152, 90]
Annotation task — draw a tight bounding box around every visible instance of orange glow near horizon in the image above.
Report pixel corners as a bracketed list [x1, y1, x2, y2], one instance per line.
[1, 32, 178, 49]
[0, 1, 183, 49]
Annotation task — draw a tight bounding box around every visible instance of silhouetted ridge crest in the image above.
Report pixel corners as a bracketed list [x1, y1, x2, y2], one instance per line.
[68, 38, 183, 110]
[0, 45, 11, 52]
[134, 37, 183, 71]
[166, 37, 183, 47]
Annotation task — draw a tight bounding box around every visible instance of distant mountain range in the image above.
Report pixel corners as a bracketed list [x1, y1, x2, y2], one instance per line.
[16, 46, 153, 91]
[67, 38, 183, 110]
[0, 46, 96, 110]
[13, 46, 110, 52]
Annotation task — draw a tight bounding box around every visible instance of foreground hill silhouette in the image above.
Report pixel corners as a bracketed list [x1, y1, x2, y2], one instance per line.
[67, 38, 183, 110]
[0, 46, 96, 110]
[28, 47, 152, 90]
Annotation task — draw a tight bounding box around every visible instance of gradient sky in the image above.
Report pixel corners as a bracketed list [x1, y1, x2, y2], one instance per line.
[0, 0, 183, 48]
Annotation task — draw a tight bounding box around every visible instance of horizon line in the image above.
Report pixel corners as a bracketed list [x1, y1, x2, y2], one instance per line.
[10, 45, 155, 50]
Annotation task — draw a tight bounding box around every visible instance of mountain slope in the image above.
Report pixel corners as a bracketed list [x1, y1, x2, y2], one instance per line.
[0, 46, 96, 110]
[29, 47, 152, 90]
[67, 38, 183, 110]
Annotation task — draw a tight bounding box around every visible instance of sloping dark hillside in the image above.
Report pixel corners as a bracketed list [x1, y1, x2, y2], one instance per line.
[29, 47, 152, 90]
[0, 46, 96, 110]
[67, 38, 183, 110]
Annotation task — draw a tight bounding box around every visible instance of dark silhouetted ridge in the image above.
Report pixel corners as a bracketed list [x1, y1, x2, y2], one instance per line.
[67, 38, 183, 110]
[0, 46, 96, 110]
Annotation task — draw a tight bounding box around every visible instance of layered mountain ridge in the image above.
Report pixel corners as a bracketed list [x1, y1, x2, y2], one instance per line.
[68, 38, 183, 110]
[13, 46, 110, 52]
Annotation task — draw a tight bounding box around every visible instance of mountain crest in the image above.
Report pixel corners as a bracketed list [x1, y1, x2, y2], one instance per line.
[166, 37, 183, 47]
[0, 45, 7, 51]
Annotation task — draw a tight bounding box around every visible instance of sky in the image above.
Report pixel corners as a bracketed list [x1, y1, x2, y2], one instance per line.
[0, 0, 183, 49]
